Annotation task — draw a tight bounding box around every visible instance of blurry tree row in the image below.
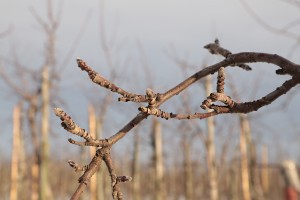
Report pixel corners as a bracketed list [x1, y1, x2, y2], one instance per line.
[1, 0, 300, 200]
[3, 102, 297, 199]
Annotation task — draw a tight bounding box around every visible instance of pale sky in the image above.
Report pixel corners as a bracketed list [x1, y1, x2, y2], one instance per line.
[1, 0, 300, 162]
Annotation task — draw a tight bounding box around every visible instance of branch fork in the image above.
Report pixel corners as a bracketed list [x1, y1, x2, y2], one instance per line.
[54, 39, 300, 199]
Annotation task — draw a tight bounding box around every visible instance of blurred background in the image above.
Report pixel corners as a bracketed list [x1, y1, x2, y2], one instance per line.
[1, 0, 300, 199]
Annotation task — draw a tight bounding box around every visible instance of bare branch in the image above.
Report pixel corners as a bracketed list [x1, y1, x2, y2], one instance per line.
[68, 160, 89, 172]
[0, 26, 13, 38]
[58, 11, 91, 71]
[55, 40, 300, 199]
[204, 40, 252, 70]
[216, 67, 225, 93]
[138, 106, 216, 120]
[281, 0, 300, 9]
[54, 108, 95, 141]
[29, 7, 48, 31]
[77, 58, 147, 102]
[240, 0, 300, 40]
[71, 148, 104, 200]
[204, 39, 232, 57]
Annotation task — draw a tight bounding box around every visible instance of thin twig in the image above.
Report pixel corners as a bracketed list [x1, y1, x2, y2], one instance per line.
[55, 40, 300, 200]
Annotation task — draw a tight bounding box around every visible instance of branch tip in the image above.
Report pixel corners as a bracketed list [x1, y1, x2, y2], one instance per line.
[53, 107, 63, 116]
[117, 176, 132, 182]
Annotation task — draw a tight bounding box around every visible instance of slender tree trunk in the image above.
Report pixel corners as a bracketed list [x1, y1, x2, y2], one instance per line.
[229, 159, 239, 200]
[88, 105, 97, 200]
[183, 136, 193, 200]
[40, 66, 52, 200]
[18, 103, 28, 199]
[245, 117, 264, 200]
[132, 132, 141, 200]
[151, 119, 165, 200]
[261, 145, 269, 197]
[96, 117, 105, 200]
[239, 114, 251, 200]
[205, 75, 219, 200]
[10, 104, 21, 200]
[169, 158, 179, 200]
[28, 96, 39, 200]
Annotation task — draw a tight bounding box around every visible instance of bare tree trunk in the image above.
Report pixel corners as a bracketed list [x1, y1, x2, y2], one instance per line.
[229, 159, 240, 200]
[205, 75, 219, 200]
[239, 114, 251, 200]
[261, 145, 269, 197]
[132, 132, 141, 200]
[18, 103, 28, 199]
[281, 160, 300, 200]
[151, 119, 165, 200]
[28, 96, 40, 200]
[96, 117, 105, 200]
[183, 136, 193, 200]
[40, 66, 52, 200]
[38, 2, 56, 197]
[88, 105, 97, 200]
[244, 118, 264, 200]
[168, 158, 179, 200]
[10, 104, 21, 200]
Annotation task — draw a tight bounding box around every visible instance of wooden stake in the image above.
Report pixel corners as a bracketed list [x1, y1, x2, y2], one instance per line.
[89, 105, 97, 200]
[239, 114, 251, 200]
[10, 105, 21, 200]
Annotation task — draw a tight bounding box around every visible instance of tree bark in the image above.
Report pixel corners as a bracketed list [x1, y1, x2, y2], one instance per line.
[18, 103, 28, 199]
[132, 132, 141, 200]
[205, 75, 219, 200]
[261, 145, 269, 197]
[40, 66, 52, 200]
[151, 119, 165, 200]
[28, 96, 39, 200]
[96, 117, 105, 200]
[239, 114, 251, 200]
[88, 105, 97, 200]
[10, 104, 21, 200]
[183, 136, 193, 200]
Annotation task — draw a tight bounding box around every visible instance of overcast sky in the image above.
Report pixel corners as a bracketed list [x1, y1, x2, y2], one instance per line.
[1, 0, 300, 162]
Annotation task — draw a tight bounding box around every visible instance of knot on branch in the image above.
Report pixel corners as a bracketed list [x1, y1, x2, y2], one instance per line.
[201, 67, 236, 112]
[138, 106, 172, 119]
[56, 46, 300, 200]
[217, 67, 225, 93]
[146, 88, 157, 106]
[112, 176, 132, 199]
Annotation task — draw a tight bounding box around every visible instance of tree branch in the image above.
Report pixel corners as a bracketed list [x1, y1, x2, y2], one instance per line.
[54, 40, 300, 199]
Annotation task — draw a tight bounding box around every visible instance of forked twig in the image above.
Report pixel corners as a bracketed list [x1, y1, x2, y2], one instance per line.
[54, 40, 300, 199]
